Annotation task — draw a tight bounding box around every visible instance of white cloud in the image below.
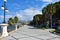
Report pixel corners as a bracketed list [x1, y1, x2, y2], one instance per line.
[6, 15, 13, 19]
[42, 0, 52, 2]
[41, 3, 49, 10]
[0, 15, 13, 22]
[16, 14, 23, 18]
[0, 15, 4, 18]
[34, 10, 42, 14]
[42, 0, 60, 3]
[23, 8, 34, 15]
[0, 15, 13, 19]
[16, 7, 42, 21]
[22, 7, 42, 16]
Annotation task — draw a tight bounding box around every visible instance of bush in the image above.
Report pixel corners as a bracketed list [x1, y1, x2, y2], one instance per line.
[55, 29, 60, 33]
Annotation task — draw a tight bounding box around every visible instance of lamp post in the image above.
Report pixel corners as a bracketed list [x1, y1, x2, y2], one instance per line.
[0, 0, 8, 37]
[1, 0, 8, 23]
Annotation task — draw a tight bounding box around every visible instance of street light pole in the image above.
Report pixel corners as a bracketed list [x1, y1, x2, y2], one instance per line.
[1, 0, 8, 23]
[3, 1, 6, 23]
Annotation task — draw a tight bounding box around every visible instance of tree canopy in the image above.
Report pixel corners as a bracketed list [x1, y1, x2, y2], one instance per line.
[42, 1, 60, 28]
[8, 16, 19, 26]
[29, 1, 60, 28]
[42, 1, 60, 20]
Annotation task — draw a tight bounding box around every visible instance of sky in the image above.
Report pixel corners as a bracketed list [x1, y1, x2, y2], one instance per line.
[0, 0, 60, 23]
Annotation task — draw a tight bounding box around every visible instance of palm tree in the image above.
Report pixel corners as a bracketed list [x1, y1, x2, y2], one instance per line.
[8, 18, 14, 26]
[47, 4, 56, 28]
[8, 16, 19, 30]
[14, 16, 19, 30]
[42, 3, 56, 28]
[14, 16, 18, 24]
[42, 7, 48, 25]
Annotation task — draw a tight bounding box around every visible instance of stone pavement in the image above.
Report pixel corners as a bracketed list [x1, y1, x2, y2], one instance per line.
[0, 25, 60, 40]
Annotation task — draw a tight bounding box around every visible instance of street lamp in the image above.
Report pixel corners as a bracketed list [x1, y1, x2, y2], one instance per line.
[1, 0, 8, 23]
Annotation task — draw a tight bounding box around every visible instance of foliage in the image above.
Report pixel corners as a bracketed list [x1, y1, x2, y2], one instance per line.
[8, 16, 19, 26]
[8, 18, 14, 26]
[42, 1, 60, 28]
[55, 29, 60, 33]
[14, 16, 19, 24]
[29, 1, 60, 29]
[29, 14, 44, 28]
[33, 14, 43, 26]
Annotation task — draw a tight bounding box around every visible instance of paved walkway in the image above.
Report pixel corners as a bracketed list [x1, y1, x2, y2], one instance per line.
[0, 25, 60, 40]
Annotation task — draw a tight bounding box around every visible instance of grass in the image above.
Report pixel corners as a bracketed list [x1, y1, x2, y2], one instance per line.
[34, 26, 48, 30]
[49, 29, 55, 33]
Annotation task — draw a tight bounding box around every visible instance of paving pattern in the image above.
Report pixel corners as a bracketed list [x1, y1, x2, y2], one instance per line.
[0, 25, 60, 40]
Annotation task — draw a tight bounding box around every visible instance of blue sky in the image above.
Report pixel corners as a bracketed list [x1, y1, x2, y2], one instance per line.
[0, 0, 60, 23]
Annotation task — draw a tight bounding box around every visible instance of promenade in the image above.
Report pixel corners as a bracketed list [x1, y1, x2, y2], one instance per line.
[0, 25, 60, 40]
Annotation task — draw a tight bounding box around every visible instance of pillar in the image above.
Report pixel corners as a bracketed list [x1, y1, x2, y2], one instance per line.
[0, 24, 8, 37]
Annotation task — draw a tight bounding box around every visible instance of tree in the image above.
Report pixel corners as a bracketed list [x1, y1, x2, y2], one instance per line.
[8, 16, 19, 26]
[14, 16, 19, 30]
[42, 3, 56, 28]
[42, 7, 48, 25]
[33, 14, 43, 26]
[53, 1, 60, 20]
[8, 18, 14, 26]
[34, 15, 39, 26]
[14, 16, 19, 24]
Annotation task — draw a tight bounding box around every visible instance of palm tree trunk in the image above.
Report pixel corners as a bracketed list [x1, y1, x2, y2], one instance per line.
[36, 21, 38, 27]
[50, 14, 52, 28]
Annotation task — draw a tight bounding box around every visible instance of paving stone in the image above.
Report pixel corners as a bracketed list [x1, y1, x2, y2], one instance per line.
[34, 34, 54, 40]
[49, 37, 60, 40]
[10, 33, 29, 39]
[19, 37, 41, 40]
[46, 33, 60, 37]
[17, 27, 50, 36]
[0, 25, 60, 40]
[0, 36, 16, 40]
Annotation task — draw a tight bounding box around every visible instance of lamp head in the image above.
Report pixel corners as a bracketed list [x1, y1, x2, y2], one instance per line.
[1, 6, 4, 10]
[5, 9, 8, 13]
[4, 0, 7, 2]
